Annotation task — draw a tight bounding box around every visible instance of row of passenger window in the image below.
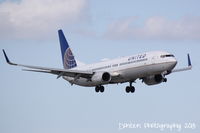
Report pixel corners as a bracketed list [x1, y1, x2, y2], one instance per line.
[92, 58, 147, 71]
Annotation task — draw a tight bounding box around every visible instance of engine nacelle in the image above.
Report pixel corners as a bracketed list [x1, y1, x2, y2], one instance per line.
[91, 72, 111, 84]
[143, 74, 164, 85]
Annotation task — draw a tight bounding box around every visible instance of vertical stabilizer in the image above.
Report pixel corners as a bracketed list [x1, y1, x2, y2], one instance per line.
[58, 29, 77, 69]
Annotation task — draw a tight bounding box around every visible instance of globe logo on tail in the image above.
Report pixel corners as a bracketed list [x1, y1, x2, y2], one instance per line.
[64, 48, 77, 69]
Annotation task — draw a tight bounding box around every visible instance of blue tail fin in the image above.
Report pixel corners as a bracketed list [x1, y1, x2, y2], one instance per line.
[58, 29, 77, 69]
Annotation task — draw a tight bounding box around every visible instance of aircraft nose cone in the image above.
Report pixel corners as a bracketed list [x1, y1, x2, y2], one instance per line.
[174, 58, 177, 65]
[171, 58, 177, 68]
[173, 59, 177, 65]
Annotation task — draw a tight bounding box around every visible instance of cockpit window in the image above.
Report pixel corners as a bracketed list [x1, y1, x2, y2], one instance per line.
[160, 54, 174, 58]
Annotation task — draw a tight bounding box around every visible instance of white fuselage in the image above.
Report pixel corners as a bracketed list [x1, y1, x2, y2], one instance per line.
[63, 51, 177, 87]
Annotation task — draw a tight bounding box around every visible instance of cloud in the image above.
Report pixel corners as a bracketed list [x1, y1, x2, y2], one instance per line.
[105, 16, 200, 40]
[0, 0, 88, 39]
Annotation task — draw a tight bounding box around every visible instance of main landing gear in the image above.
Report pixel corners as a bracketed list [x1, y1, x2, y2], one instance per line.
[95, 85, 104, 93]
[125, 82, 135, 93]
[95, 82, 136, 93]
[163, 78, 167, 82]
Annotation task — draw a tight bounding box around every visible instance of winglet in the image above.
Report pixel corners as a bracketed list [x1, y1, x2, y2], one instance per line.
[171, 53, 192, 73]
[187, 54, 192, 67]
[2, 49, 17, 65]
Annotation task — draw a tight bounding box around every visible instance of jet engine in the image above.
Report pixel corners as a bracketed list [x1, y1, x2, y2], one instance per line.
[91, 72, 111, 84]
[143, 74, 166, 85]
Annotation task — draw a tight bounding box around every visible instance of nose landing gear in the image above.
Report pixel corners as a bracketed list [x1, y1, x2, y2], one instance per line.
[163, 78, 167, 82]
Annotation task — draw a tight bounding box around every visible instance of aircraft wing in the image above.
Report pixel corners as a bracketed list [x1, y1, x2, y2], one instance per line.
[171, 54, 192, 73]
[2, 50, 94, 79]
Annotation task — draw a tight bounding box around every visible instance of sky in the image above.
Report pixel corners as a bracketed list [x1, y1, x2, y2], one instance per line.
[0, 0, 200, 133]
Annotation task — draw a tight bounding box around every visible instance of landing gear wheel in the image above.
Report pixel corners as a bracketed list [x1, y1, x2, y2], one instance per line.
[95, 86, 104, 93]
[126, 86, 131, 93]
[100, 86, 104, 93]
[163, 78, 167, 82]
[95, 86, 99, 92]
[130, 86, 135, 93]
[125, 81, 136, 93]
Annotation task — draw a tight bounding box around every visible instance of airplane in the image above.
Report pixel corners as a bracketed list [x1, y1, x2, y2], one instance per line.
[2, 29, 192, 93]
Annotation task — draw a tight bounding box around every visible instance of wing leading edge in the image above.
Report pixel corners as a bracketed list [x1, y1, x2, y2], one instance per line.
[2, 49, 94, 79]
